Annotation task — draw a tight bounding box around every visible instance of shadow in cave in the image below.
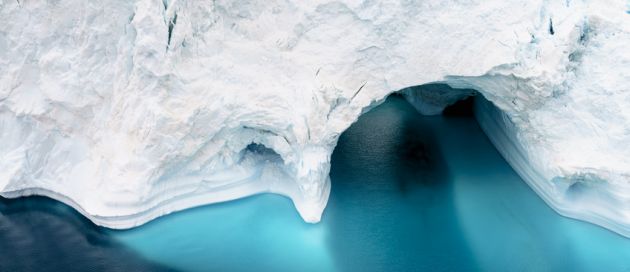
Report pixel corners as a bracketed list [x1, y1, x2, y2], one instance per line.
[324, 94, 477, 271]
[443, 95, 475, 117]
[330, 94, 449, 192]
[0, 196, 176, 272]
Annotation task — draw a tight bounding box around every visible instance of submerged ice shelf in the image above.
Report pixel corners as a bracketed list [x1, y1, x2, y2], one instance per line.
[1, 0, 629, 235]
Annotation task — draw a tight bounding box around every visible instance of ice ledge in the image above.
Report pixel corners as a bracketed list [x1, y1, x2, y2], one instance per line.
[475, 97, 630, 237]
[0, 145, 332, 228]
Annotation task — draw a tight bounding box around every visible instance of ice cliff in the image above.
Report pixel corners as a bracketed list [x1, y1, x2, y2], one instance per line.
[1, 0, 629, 235]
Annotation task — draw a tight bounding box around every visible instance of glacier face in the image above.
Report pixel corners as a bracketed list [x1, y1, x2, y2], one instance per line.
[1, 0, 629, 234]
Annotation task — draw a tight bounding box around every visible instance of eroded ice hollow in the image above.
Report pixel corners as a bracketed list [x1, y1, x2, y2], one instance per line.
[1, 0, 629, 235]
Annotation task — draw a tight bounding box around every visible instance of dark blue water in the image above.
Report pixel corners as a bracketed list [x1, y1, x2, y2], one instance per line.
[2, 95, 630, 271]
[0, 197, 174, 271]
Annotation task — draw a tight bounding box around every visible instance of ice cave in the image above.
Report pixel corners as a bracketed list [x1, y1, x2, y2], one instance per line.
[1, 0, 630, 270]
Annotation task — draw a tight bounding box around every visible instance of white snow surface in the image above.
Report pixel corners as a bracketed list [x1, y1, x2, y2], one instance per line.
[1, 0, 629, 234]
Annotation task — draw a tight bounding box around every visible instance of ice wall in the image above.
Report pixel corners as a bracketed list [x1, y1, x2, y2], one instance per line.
[0, 0, 629, 234]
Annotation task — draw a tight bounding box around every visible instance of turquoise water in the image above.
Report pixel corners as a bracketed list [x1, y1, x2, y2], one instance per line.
[2, 95, 630, 271]
[108, 95, 630, 271]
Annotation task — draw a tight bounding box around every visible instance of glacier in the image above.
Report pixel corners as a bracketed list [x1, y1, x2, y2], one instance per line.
[1, 0, 629, 235]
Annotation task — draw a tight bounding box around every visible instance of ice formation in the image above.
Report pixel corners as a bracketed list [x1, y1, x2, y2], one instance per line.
[1, 0, 629, 234]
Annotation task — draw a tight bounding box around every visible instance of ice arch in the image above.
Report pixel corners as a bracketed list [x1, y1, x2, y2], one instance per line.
[354, 83, 630, 238]
[0, 0, 629, 236]
[381, 82, 630, 238]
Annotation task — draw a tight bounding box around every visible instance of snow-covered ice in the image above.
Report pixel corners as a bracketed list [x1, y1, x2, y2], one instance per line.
[1, 0, 629, 235]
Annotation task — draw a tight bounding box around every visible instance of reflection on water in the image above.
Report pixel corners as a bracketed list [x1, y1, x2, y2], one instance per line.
[0, 197, 174, 271]
[2, 95, 630, 271]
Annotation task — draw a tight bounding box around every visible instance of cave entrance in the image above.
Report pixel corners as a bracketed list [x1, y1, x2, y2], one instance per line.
[328, 84, 485, 204]
[320, 83, 628, 272]
[323, 84, 519, 269]
[320, 81, 556, 271]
